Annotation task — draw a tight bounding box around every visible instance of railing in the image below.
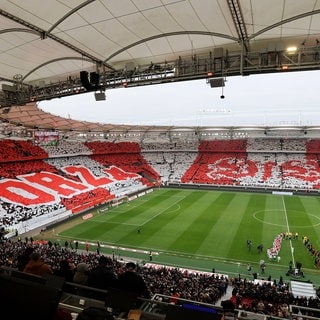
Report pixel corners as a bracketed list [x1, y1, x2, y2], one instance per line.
[2, 45, 320, 106]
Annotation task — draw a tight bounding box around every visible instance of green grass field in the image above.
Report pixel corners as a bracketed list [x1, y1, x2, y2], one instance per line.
[54, 188, 320, 284]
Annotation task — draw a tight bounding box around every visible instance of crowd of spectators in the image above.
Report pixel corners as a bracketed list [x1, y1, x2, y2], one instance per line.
[228, 275, 320, 318]
[1, 238, 320, 319]
[0, 200, 65, 229]
[2, 137, 320, 234]
[0, 238, 228, 307]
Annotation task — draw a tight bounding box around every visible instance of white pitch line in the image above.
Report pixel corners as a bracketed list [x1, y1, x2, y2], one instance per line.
[141, 199, 183, 226]
[282, 196, 295, 266]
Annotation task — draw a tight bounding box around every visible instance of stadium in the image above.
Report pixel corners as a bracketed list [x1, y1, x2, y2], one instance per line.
[1, 1, 320, 320]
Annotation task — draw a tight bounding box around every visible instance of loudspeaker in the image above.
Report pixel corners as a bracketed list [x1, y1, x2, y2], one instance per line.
[90, 72, 100, 85]
[80, 71, 92, 91]
[94, 92, 106, 101]
[209, 78, 225, 88]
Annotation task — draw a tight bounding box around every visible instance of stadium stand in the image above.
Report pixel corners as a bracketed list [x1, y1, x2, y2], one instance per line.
[1, 137, 320, 235]
[1, 137, 320, 319]
[1, 238, 320, 319]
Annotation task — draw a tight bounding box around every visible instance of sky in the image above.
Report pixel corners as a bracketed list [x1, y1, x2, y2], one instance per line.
[38, 70, 320, 127]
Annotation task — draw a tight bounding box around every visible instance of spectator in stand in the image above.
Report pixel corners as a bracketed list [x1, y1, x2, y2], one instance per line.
[87, 255, 117, 299]
[54, 259, 75, 282]
[17, 246, 34, 271]
[116, 262, 151, 299]
[73, 262, 90, 285]
[23, 251, 53, 276]
[87, 255, 117, 289]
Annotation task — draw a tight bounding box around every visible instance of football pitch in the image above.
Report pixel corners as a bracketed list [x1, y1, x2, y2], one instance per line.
[53, 188, 320, 284]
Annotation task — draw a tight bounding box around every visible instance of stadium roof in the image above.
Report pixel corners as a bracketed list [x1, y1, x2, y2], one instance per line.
[1, 0, 320, 132]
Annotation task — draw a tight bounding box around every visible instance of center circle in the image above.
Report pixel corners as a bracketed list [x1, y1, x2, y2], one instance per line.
[253, 210, 320, 228]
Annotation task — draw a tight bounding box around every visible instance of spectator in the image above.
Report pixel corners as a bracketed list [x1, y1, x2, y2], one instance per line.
[87, 255, 117, 290]
[23, 251, 53, 276]
[55, 307, 73, 320]
[17, 246, 34, 271]
[116, 262, 151, 299]
[73, 262, 90, 285]
[54, 259, 75, 282]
